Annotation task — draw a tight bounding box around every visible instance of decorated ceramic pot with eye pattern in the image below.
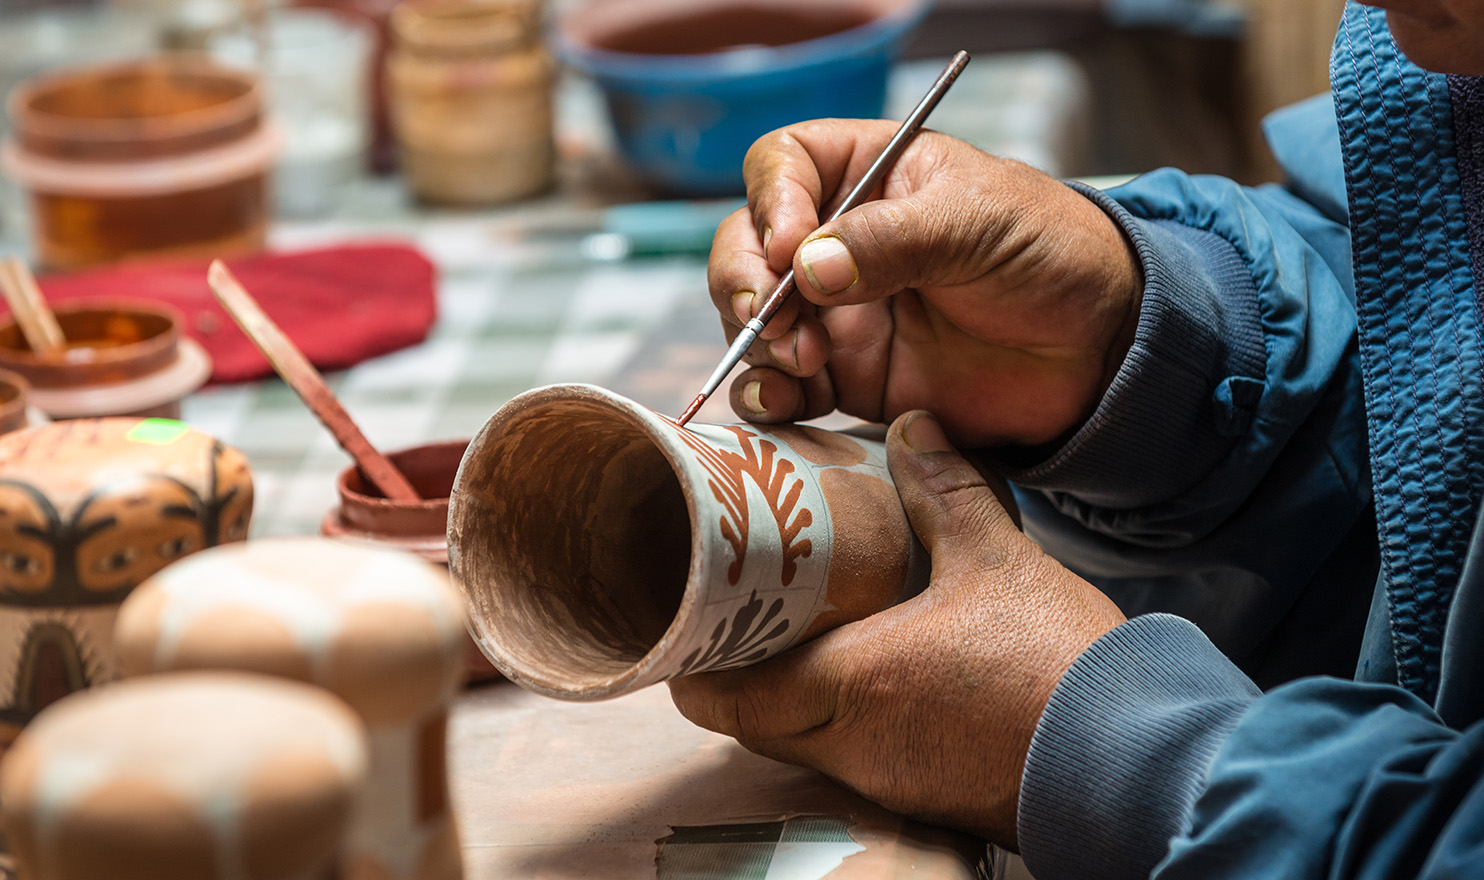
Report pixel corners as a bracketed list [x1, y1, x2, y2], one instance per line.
[0, 417, 252, 750]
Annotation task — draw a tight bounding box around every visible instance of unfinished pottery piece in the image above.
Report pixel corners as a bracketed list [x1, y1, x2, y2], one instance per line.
[318, 437, 501, 684]
[0, 418, 252, 751]
[448, 382, 928, 700]
[0, 300, 212, 420]
[113, 537, 467, 880]
[0, 670, 367, 880]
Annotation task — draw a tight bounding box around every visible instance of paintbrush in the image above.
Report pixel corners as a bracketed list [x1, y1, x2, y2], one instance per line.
[207, 260, 422, 503]
[0, 258, 66, 357]
[675, 50, 971, 426]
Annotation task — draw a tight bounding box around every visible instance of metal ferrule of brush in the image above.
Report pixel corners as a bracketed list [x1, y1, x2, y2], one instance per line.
[699, 320, 764, 399]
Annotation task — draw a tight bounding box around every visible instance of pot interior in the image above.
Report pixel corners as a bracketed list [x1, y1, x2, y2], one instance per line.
[452, 397, 692, 690]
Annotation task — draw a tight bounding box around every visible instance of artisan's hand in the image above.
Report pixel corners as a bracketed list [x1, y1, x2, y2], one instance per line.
[667, 411, 1126, 847]
[709, 120, 1142, 447]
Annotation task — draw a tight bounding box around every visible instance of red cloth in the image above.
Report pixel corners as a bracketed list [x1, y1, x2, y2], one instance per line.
[24, 244, 438, 384]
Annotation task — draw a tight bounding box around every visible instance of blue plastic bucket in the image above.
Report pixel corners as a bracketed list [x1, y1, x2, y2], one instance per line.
[556, 0, 932, 195]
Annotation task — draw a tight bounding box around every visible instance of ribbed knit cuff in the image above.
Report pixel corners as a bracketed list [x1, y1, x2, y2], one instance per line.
[1018, 613, 1261, 880]
[992, 185, 1266, 509]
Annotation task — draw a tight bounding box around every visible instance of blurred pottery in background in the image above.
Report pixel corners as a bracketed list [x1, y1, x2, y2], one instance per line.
[388, 0, 555, 205]
[0, 300, 211, 420]
[0, 671, 367, 880]
[319, 438, 501, 683]
[448, 383, 929, 700]
[555, 0, 930, 195]
[115, 538, 467, 880]
[292, 0, 404, 174]
[0, 418, 253, 751]
[0, 368, 37, 436]
[211, 8, 374, 218]
[2, 57, 279, 271]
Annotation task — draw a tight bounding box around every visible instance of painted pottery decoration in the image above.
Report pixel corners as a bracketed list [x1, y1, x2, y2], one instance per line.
[0, 670, 367, 880]
[447, 383, 929, 700]
[318, 437, 502, 684]
[0, 418, 253, 750]
[113, 537, 467, 880]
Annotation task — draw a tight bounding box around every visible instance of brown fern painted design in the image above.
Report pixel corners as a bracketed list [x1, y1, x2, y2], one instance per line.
[676, 589, 789, 675]
[675, 426, 814, 586]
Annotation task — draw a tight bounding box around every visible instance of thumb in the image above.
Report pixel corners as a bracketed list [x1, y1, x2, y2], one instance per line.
[886, 411, 1022, 573]
[792, 185, 996, 305]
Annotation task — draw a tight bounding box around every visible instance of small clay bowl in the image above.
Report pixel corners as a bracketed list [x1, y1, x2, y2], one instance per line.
[0, 368, 33, 435]
[320, 438, 469, 562]
[0, 299, 211, 420]
[318, 438, 500, 683]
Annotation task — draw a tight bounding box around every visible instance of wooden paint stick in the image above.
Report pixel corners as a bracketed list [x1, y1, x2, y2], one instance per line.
[0, 258, 65, 356]
[207, 260, 422, 503]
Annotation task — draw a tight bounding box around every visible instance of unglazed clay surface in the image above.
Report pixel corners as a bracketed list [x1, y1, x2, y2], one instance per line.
[0, 670, 366, 880]
[113, 538, 467, 880]
[0, 418, 252, 749]
[448, 383, 927, 700]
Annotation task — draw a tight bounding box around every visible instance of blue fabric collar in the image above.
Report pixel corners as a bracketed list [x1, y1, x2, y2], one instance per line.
[1332, 3, 1484, 702]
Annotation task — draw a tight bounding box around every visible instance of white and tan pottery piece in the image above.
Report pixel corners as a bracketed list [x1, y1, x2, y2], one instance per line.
[448, 383, 929, 700]
[113, 537, 467, 880]
[0, 418, 253, 751]
[0, 670, 367, 880]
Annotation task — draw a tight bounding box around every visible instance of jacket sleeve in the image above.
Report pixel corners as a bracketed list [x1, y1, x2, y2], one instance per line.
[1018, 613, 1484, 880]
[994, 164, 1376, 682]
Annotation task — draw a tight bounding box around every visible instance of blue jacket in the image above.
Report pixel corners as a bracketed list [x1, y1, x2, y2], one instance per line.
[1012, 4, 1484, 877]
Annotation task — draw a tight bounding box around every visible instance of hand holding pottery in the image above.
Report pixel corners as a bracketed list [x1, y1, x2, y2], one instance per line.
[449, 383, 931, 700]
[668, 411, 1127, 848]
[708, 121, 1142, 447]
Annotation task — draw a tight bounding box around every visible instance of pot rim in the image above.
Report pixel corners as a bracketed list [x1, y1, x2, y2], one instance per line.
[553, 0, 930, 84]
[449, 382, 708, 699]
[6, 56, 263, 148]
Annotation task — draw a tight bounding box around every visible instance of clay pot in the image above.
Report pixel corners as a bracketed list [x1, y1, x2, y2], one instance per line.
[320, 438, 467, 562]
[448, 383, 928, 700]
[2, 57, 277, 270]
[0, 299, 212, 420]
[114, 538, 467, 880]
[387, 0, 555, 205]
[0, 671, 367, 880]
[318, 438, 500, 684]
[0, 418, 253, 751]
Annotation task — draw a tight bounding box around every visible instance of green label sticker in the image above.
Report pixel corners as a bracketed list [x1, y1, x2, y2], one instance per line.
[126, 418, 190, 445]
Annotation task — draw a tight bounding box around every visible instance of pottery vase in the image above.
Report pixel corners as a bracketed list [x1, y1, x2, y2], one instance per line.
[114, 537, 467, 880]
[0, 418, 253, 751]
[0, 670, 368, 880]
[447, 383, 928, 700]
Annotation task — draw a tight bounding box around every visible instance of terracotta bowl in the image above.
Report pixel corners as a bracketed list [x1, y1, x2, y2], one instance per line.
[318, 438, 501, 683]
[0, 299, 211, 419]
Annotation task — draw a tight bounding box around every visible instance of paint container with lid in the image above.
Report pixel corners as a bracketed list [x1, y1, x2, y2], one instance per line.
[0, 300, 212, 421]
[2, 57, 280, 271]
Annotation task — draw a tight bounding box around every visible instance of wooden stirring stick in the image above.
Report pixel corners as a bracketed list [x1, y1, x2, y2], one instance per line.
[207, 260, 422, 503]
[0, 258, 66, 356]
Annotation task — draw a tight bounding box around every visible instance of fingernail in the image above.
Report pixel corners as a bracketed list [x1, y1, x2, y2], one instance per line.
[902, 412, 951, 453]
[731, 290, 756, 324]
[767, 333, 798, 371]
[799, 235, 858, 294]
[761, 225, 773, 257]
[742, 380, 766, 414]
